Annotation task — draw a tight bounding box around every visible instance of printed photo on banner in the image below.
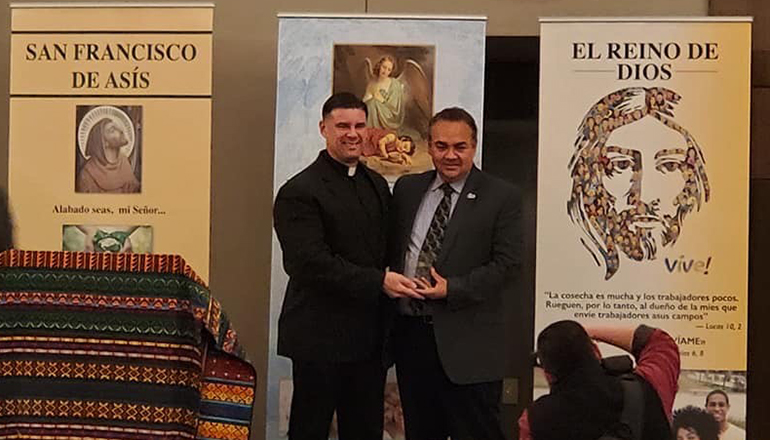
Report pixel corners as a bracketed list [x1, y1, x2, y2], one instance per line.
[673, 370, 746, 440]
[62, 224, 153, 253]
[333, 44, 435, 181]
[75, 105, 143, 194]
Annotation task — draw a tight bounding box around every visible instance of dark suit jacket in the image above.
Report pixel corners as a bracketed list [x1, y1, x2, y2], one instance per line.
[390, 166, 521, 384]
[273, 151, 391, 363]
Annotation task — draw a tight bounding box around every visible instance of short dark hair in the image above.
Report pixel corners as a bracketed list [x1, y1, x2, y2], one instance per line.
[673, 406, 720, 440]
[706, 389, 730, 406]
[536, 320, 598, 379]
[321, 92, 367, 120]
[428, 107, 478, 143]
[0, 189, 13, 253]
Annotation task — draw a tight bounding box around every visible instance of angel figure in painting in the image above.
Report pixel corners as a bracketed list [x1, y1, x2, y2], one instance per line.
[362, 55, 431, 139]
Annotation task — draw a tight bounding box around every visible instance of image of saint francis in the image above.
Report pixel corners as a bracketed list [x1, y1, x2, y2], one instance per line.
[75, 105, 142, 194]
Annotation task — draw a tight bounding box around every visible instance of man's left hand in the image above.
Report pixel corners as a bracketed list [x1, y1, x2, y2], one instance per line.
[414, 267, 447, 299]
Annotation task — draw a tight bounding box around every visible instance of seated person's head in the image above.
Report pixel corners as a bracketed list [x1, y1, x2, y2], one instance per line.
[535, 320, 599, 381]
[673, 406, 720, 440]
[396, 136, 416, 155]
[0, 189, 13, 252]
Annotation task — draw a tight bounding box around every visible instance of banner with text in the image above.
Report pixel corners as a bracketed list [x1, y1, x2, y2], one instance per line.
[8, 3, 213, 280]
[270, 14, 486, 439]
[536, 18, 751, 432]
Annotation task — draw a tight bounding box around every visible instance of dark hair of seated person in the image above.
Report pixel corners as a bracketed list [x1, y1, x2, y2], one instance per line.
[0, 189, 13, 252]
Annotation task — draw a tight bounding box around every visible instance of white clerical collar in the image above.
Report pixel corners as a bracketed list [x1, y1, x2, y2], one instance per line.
[347, 164, 357, 177]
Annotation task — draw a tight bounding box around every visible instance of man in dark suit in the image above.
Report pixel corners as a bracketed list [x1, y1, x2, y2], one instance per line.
[273, 93, 421, 440]
[390, 107, 521, 440]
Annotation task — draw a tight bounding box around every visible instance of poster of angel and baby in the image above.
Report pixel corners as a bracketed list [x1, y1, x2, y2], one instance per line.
[270, 14, 487, 439]
[332, 44, 434, 179]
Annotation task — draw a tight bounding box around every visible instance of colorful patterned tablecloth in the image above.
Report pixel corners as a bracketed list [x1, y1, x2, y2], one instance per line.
[0, 250, 256, 440]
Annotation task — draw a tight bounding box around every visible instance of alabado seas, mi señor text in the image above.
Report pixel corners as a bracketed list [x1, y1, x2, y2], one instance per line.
[53, 204, 164, 215]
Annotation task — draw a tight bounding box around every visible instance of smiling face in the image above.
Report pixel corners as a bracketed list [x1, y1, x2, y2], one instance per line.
[428, 119, 476, 183]
[320, 108, 367, 166]
[706, 393, 729, 424]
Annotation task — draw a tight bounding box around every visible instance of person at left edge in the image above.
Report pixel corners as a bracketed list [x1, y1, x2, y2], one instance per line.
[0, 188, 13, 252]
[273, 92, 422, 440]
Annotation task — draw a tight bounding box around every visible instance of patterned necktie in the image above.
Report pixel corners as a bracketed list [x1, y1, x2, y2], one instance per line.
[403, 183, 454, 316]
[415, 183, 454, 280]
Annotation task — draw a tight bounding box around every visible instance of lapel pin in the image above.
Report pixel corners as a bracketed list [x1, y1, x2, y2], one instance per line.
[467, 192, 476, 200]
